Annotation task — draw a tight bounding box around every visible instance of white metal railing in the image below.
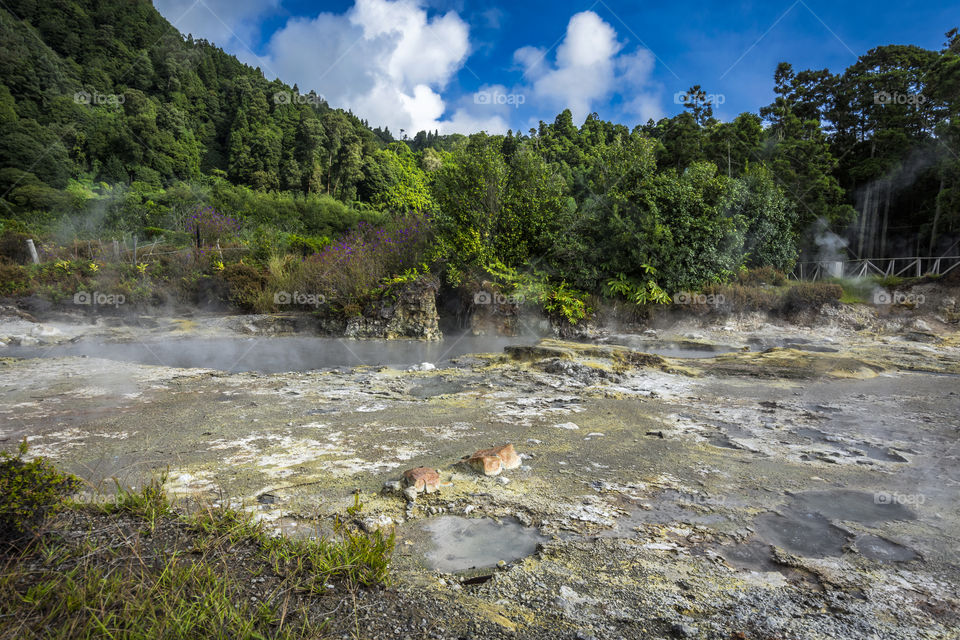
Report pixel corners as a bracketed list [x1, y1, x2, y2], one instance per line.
[792, 256, 960, 280]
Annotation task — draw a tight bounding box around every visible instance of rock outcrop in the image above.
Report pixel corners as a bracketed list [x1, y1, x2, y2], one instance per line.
[343, 275, 442, 340]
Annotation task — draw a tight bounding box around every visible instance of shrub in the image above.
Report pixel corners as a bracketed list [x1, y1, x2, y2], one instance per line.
[221, 262, 265, 311]
[540, 281, 591, 325]
[184, 206, 240, 248]
[736, 266, 788, 287]
[298, 213, 430, 303]
[0, 261, 30, 296]
[780, 282, 843, 313]
[287, 233, 330, 257]
[0, 441, 80, 545]
[0, 229, 35, 264]
[702, 283, 782, 312]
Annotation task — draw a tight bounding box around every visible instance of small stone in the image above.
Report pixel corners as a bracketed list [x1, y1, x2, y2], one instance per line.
[360, 514, 393, 532]
[496, 476, 510, 485]
[383, 480, 402, 493]
[403, 487, 419, 503]
[671, 623, 698, 638]
[554, 422, 579, 430]
[463, 505, 476, 515]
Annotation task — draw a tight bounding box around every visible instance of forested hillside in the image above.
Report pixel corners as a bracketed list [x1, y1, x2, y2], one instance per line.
[0, 0, 957, 314]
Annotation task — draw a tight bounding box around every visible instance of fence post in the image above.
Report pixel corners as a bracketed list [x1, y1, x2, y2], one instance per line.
[25, 239, 40, 264]
[113, 239, 120, 261]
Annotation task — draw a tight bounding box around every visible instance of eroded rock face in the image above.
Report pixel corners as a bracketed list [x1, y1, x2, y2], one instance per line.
[402, 466, 441, 493]
[344, 275, 442, 340]
[465, 443, 521, 476]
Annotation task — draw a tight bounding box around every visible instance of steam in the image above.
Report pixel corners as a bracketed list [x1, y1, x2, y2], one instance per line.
[807, 217, 849, 279]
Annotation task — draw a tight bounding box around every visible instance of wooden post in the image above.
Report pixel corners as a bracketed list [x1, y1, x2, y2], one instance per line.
[133, 236, 138, 265]
[25, 239, 40, 264]
[113, 239, 120, 261]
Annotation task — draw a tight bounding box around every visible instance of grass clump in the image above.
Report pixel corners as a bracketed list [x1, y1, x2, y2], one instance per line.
[261, 520, 395, 593]
[0, 440, 80, 546]
[1, 546, 296, 640]
[0, 459, 395, 639]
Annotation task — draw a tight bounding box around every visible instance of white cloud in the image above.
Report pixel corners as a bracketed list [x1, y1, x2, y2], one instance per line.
[155, 2, 661, 134]
[155, 0, 279, 55]
[514, 11, 660, 125]
[439, 84, 514, 134]
[249, 0, 470, 135]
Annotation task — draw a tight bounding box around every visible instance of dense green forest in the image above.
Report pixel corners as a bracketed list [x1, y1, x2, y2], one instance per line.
[0, 0, 957, 313]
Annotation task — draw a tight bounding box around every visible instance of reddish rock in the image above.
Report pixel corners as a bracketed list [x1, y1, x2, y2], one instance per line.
[402, 467, 441, 493]
[466, 444, 521, 476]
[467, 454, 503, 476]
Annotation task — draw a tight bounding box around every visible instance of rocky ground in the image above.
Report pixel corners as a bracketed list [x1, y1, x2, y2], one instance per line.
[1, 299, 959, 639]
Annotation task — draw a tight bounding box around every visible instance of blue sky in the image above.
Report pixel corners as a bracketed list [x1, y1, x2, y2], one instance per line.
[155, 0, 956, 135]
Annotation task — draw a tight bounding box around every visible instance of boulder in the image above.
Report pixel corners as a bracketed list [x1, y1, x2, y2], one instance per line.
[342, 275, 442, 340]
[402, 466, 441, 493]
[465, 443, 521, 476]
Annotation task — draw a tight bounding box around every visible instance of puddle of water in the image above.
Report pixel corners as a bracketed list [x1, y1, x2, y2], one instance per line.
[854, 534, 919, 562]
[408, 377, 469, 398]
[6, 335, 533, 373]
[717, 540, 825, 588]
[605, 490, 728, 535]
[419, 516, 547, 573]
[787, 490, 917, 524]
[752, 510, 850, 558]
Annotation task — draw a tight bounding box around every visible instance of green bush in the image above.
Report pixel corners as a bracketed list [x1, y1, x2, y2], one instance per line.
[286, 233, 330, 257]
[780, 282, 843, 313]
[736, 266, 788, 287]
[0, 229, 36, 264]
[0, 261, 30, 296]
[0, 441, 80, 545]
[221, 262, 265, 311]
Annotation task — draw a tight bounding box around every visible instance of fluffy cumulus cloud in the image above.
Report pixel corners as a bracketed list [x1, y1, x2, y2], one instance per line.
[251, 0, 472, 135]
[515, 11, 661, 124]
[155, 2, 660, 134]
